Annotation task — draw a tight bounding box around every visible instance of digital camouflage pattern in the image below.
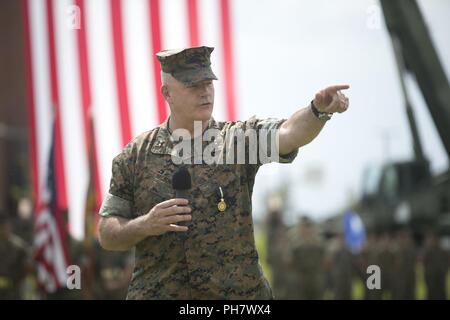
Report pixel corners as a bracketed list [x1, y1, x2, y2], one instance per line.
[99, 117, 298, 299]
[156, 46, 218, 86]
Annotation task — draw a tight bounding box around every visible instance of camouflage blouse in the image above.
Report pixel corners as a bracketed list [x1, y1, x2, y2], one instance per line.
[99, 117, 298, 299]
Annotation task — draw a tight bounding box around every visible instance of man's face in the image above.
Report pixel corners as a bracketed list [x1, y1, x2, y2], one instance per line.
[163, 78, 215, 123]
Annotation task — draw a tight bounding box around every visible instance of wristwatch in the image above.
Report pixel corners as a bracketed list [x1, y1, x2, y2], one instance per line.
[310, 100, 332, 121]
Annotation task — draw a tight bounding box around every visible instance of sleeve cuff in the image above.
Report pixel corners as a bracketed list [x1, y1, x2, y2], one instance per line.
[275, 119, 299, 164]
[99, 193, 134, 219]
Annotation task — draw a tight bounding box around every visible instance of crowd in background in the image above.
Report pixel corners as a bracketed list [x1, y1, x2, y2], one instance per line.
[265, 209, 449, 300]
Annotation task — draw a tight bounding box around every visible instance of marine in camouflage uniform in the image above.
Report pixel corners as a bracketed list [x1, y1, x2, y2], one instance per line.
[328, 234, 354, 300]
[265, 206, 291, 299]
[361, 233, 383, 300]
[98, 46, 351, 299]
[100, 46, 298, 300]
[422, 231, 449, 300]
[377, 232, 395, 299]
[392, 229, 417, 300]
[289, 217, 325, 300]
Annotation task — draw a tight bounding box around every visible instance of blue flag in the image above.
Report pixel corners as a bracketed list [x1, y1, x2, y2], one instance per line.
[343, 211, 366, 253]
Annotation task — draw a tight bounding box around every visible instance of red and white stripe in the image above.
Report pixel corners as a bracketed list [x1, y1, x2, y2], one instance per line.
[34, 207, 69, 293]
[23, 0, 238, 241]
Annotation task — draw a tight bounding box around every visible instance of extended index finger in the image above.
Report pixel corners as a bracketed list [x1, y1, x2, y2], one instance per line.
[325, 84, 350, 93]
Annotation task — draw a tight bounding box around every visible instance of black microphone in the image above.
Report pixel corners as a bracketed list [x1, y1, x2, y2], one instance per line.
[172, 167, 192, 200]
[172, 167, 192, 236]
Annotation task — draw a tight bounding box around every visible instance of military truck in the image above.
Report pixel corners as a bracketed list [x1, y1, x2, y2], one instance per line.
[357, 0, 450, 237]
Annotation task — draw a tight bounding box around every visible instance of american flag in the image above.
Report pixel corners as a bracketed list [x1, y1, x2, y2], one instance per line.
[33, 124, 70, 293]
[22, 0, 238, 293]
[22, 0, 237, 239]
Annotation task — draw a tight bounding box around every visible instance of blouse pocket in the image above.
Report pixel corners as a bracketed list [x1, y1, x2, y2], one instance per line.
[134, 170, 173, 216]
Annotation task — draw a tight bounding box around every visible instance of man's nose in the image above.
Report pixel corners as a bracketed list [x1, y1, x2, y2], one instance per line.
[199, 86, 209, 96]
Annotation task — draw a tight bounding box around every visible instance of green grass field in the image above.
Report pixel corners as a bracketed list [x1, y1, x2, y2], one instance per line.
[255, 229, 272, 284]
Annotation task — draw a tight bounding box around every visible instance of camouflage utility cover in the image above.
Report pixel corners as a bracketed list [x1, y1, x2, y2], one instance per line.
[100, 117, 298, 299]
[156, 46, 218, 86]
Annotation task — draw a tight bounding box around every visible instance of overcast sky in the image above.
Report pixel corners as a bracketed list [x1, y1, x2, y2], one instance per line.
[228, 0, 450, 223]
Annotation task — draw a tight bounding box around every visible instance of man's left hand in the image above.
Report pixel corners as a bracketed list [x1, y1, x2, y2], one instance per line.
[313, 84, 350, 113]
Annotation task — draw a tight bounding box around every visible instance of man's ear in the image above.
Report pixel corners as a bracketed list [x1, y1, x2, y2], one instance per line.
[161, 85, 170, 102]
